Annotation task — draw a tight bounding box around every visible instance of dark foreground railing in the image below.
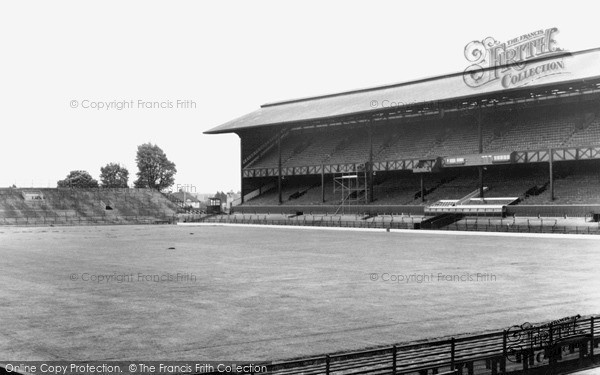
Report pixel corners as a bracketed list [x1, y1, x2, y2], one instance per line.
[239, 316, 599, 375]
[443, 223, 600, 235]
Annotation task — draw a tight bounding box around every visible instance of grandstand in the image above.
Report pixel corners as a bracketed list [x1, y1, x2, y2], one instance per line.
[0, 188, 179, 225]
[2, 49, 600, 375]
[206, 49, 600, 231]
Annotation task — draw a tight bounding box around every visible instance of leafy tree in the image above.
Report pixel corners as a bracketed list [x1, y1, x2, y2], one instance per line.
[133, 143, 177, 190]
[57, 170, 99, 188]
[100, 163, 129, 188]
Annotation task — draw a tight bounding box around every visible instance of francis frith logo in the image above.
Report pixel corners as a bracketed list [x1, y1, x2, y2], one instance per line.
[463, 27, 566, 89]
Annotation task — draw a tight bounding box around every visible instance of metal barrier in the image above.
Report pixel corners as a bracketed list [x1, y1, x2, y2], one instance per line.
[233, 205, 426, 216]
[199, 216, 420, 230]
[506, 205, 600, 218]
[252, 316, 599, 375]
[443, 223, 600, 235]
[197, 215, 600, 235]
[0, 214, 177, 226]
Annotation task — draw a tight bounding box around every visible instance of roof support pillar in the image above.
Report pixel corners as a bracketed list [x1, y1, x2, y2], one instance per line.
[321, 165, 325, 203]
[479, 166, 485, 200]
[368, 120, 374, 203]
[278, 131, 282, 204]
[240, 136, 244, 204]
[478, 108, 483, 154]
[477, 108, 485, 199]
[549, 148, 554, 201]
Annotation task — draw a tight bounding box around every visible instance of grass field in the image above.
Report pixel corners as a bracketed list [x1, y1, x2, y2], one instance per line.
[0, 224, 599, 362]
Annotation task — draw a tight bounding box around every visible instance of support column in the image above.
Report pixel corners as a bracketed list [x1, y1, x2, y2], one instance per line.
[478, 109, 483, 154]
[321, 165, 325, 203]
[240, 136, 245, 204]
[420, 174, 425, 203]
[477, 109, 484, 199]
[549, 148, 554, 201]
[591, 316, 595, 361]
[368, 122, 374, 203]
[479, 167, 484, 199]
[278, 131, 282, 204]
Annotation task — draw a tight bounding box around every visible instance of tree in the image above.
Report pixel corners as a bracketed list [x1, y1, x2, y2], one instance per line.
[100, 163, 129, 188]
[57, 170, 99, 188]
[133, 143, 177, 190]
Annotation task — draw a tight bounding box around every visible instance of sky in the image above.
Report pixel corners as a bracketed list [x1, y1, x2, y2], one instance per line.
[1, 0, 599, 193]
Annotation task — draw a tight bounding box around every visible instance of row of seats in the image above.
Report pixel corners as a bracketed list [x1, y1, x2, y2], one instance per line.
[245, 181, 337, 206]
[563, 116, 600, 147]
[524, 170, 600, 205]
[0, 215, 170, 226]
[248, 107, 599, 169]
[244, 162, 600, 206]
[0, 188, 179, 223]
[485, 112, 578, 151]
[202, 213, 425, 229]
